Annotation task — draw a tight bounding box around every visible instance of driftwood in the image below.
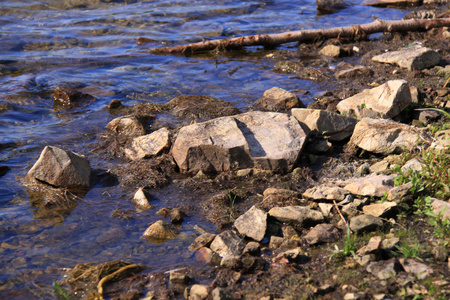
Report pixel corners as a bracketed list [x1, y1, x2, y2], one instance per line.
[148, 18, 450, 55]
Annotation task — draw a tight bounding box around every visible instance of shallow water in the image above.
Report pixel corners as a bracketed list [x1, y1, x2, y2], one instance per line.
[0, 0, 408, 298]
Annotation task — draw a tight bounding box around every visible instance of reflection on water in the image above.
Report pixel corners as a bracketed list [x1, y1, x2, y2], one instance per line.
[0, 0, 407, 297]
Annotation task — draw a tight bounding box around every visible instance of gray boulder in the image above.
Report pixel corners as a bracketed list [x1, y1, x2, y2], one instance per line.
[255, 87, 304, 112]
[171, 111, 307, 174]
[372, 45, 440, 71]
[366, 258, 403, 280]
[28, 146, 91, 189]
[336, 80, 411, 119]
[399, 258, 433, 279]
[350, 118, 427, 155]
[234, 205, 267, 242]
[292, 108, 357, 141]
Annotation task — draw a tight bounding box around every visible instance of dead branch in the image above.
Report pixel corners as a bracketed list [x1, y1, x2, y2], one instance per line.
[148, 18, 450, 55]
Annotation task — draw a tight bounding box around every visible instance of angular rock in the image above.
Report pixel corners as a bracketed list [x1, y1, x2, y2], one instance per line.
[318, 203, 334, 217]
[263, 188, 300, 198]
[335, 66, 374, 79]
[165, 95, 240, 122]
[362, 202, 397, 218]
[349, 214, 383, 233]
[189, 233, 216, 251]
[195, 247, 221, 265]
[303, 185, 349, 201]
[336, 80, 411, 119]
[350, 118, 426, 155]
[28, 146, 91, 189]
[169, 271, 191, 285]
[292, 108, 357, 141]
[171, 111, 307, 173]
[399, 258, 433, 279]
[106, 116, 145, 137]
[369, 160, 390, 174]
[210, 230, 245, 258]
[372, 45, 440, 71]
[304, 223, 341, 245]
[234, 205, 267, 242]
[125, 127, 170, 160]
[132, 188, 154, 211]
[269, 236, 300, 249]
[268, 206, 324, 228]
[366, 258, 403, 280]
[143, 220, 179, 242]
[344, 174, 395, 197]
[255, 87, 304, 112]
[54, 85, 96, 108]
[388, 181, 414, 201]
[357, 236, 382, 256]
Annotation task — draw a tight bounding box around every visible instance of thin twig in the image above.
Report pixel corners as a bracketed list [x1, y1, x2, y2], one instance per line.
[333, 200, 348, 228]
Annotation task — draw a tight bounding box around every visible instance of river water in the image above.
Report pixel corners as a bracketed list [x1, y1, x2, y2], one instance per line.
[0, 0, 408, 298]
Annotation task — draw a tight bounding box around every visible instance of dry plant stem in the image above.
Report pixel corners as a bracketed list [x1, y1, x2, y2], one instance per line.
[149, 18, 450, 54]
[97, 264, 142, 300]
[333, 200, 348, 228]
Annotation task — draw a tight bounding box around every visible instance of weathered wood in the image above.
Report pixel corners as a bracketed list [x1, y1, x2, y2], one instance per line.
[147, 18, 450, 55]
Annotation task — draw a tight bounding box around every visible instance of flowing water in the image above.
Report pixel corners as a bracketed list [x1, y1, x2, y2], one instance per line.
[0, 0, 408, 298]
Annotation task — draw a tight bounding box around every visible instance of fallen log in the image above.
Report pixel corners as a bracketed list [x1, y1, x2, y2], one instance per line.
[148, 17, 450, 55]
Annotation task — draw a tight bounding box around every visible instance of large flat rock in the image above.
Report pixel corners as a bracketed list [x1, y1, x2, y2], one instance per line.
[171, 111, 307, 173]
[372, 45, 440, 71]
[336, 80, 411, 120]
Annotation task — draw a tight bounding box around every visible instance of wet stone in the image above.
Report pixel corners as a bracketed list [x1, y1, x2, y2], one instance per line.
[132, 188, 154, 211]
[189, 233, 216, 252]
[54, 85, 96, 108]
[243, 241, 261, 255]
[212, 287, 234, 300]
[125, 127, 171, 160]
[27, 146, 91, 189]
[189, 284, 210, 300]
[170, 208, 187, 224]
[106, 116, 146, 137]
[195, 247, 221, 265]
[143, 220, 179, 242]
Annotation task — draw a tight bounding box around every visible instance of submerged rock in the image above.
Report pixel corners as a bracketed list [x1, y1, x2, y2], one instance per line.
[143, 220, 179, 242]
[53, 85, 96, 108]
[336, 80, 411, 119]
[255, 87, 304, 112]
[372, 45, 440, 71]
[317, 0, 348, 14]
[171, 111, 307, 174]
[132, 188, 154, 211]
[350, 118, 427, 155]
[28, 146, 91, 189]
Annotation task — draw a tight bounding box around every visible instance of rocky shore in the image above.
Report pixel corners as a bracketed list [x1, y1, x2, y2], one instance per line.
[23, 5, 450, 300]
